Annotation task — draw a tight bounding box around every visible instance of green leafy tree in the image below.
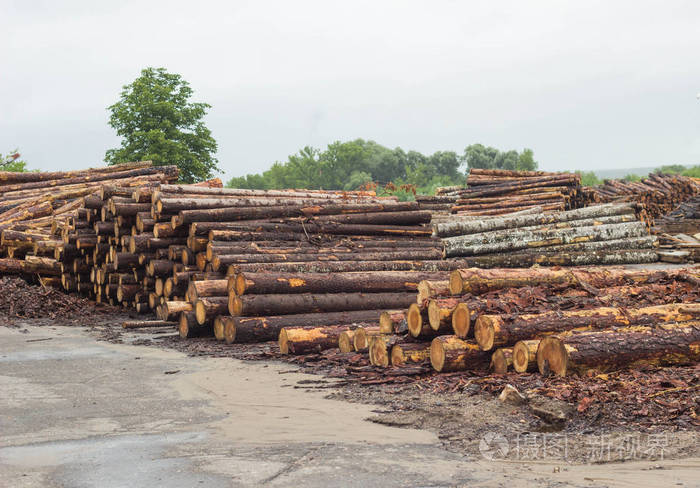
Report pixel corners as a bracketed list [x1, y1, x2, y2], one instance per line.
[622, 173, 642, 182]
[682, 166, 700, 177]
[1, 150, 29, 172]
[463, 144, 538, 171]
[656, 164, 686, 174]
[576, 171, 602, 186]
[105, 67, 219, 183]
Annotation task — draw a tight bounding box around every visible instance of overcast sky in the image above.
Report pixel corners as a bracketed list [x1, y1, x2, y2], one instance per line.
[2, 0, 699, 181]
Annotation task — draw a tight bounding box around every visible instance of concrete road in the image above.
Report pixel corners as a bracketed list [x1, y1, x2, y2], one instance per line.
[0, 326, 698, 487]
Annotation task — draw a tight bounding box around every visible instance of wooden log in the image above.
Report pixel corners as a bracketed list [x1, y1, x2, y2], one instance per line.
[227, 260, 467, 275]
[352, 326, 381, 352]
[474, 303, 700, 351]
[157, 301, 192, 321]
[228, 292, 416, 317]
[406, 303, 441, 338]
[512, 340, 540, 373]
[195, 221, 433, 237]
[369, 335, 405, 366]
[338, 330, 356, 353]
[379, 310, 407, 334]
[187, 279, 228, 301]
[443, 221, 648, 257]
[435, 203, 638, 237]
[211, 249, 444, 271]
[216, 310, 382, 343]
[391, 342, 431, 366]
[179, 311, 213, 338]
[158, 184, 381, 199]
[491, 348, 513, 374]
[122, 320, 176, 329]
[427, 298, 471, 336]
[233, 271, 446, 295]
[536, 323, 700, 376]
[449, 266, 694, 295]
[429, 336, 490, 372]
[279, 326, 350, 354]
[194, 296, 229, 325]
[416, 280, 451, 303]
[0, 160, 153, 184]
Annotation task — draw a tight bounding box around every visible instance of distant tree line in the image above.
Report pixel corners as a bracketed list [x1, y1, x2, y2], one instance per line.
[227, 141, 538, 195]
[1, 150, 29, 172]
[577, 164, 700, 187]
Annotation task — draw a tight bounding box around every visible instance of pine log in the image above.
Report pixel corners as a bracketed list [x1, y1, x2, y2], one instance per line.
[474, 303, 700, 351]
[449, 266, 695, 295]
[233, 271, 447, 295]
[338, 330, 356, 353]
[429, 336, 490, 372]
[179, 311, 213, 338]
[379, 310, 407, 334]
[427, 298, 471, 336]
[122, 320, 176, 329]
[416, 280, 451, 303]
[369, 335, 406, 366]
[194, 296, 230, 325]
[391, 342, 431, 366]
[491, 348, 513, 374]
[513, 340, 540, 373]
[227, 260, 467, 275]
[352, 326, 382, 352]
[221, 310, 382, 343]
[228, 292, 415, 317]
[279, 326, 350, 354]
[157, 301, 192, 321]
[536, 323, 700, 376]
[187, 279, 228, 301]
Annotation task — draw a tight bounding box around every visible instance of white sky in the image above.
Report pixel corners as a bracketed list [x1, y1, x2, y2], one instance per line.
[2, 0, 700, 181]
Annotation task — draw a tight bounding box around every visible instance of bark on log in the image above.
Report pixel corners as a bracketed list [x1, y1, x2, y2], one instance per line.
[435, 203, 639, 237]
[220, 310, 382, 343]
[233, 271, 447, 295]
[194, 296, 230, 325]
[391, 342, 431, 366]
[443, 222, 648, 257]
[279, 326, 350, 354]
[474, 303, 700, 351]
[157, 301, 192, 321]
[229, 292, 416, 317]
[449, 267, 694, 295]
[227, 260, 468, 275]
[179, 311, 213, 338]
[429, 336, 490, 372]
[379, 310, 407, 334]
[187, 279, 228, 301]
[416, 280, 451, 303]
[536, 323, 700, 376]
[122, 320, 176, 329]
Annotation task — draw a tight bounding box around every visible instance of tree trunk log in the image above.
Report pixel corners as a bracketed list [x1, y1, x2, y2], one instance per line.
[229, 292, 416, 317]
[536, 323, 700, 376]
[429, 336, 490, 372]
[491, 348, 513, 373]
[391, 342, 431, 366]
[513, 340, 540, 373]
[279, 326, 350, 354]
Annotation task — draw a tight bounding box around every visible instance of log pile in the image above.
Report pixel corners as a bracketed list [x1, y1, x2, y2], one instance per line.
[581, 173, 700, 220]
[299, 266, 699, 377]
[0, 161, 180, 287]
[434, 203, 659, 267]
[435, 169, 582, 216]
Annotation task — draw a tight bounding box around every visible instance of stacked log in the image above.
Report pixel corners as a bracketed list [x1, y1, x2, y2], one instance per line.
[434, 203, 659, 267]
[582, 173, 700, 220]
[435, 169, 582, 216]
[366, 266, 700, 374]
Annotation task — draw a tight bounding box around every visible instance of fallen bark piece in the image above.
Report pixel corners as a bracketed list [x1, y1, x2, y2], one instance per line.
[498, 384, 526, 405]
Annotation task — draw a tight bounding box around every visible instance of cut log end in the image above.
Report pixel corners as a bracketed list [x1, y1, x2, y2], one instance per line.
[406, 302, 423, 337]
[451, 303, 470, 338]
[338, 330, 355, 353]
[429, 337, 446, 372]
[234, 273, 246, 295]
[369, 336, 390, 367]
[427, 300, 441, 331]
[178, 313, 190, 339]
[536, 336, 568, 376]
[213, 316, 226, 341]
[221, 316, 236, 344]
[513, 340, 539, 373]
[491, 348, 513, 374]
[474, 316, 495, 351]
[279, 329, 290, 354]
[448, 270, 464, 295]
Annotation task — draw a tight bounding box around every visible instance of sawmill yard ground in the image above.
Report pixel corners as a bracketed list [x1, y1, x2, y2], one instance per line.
[0, 269, 698, 487]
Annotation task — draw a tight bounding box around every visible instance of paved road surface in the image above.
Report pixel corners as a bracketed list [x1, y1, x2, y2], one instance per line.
[0, 326, 697, 487]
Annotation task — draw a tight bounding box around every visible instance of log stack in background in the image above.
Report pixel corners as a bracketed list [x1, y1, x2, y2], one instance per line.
[0, 161, 179, 286]
[434, 202, 659, 267]
[581, 173, 700, 221]
[435, 169, 583, 216]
